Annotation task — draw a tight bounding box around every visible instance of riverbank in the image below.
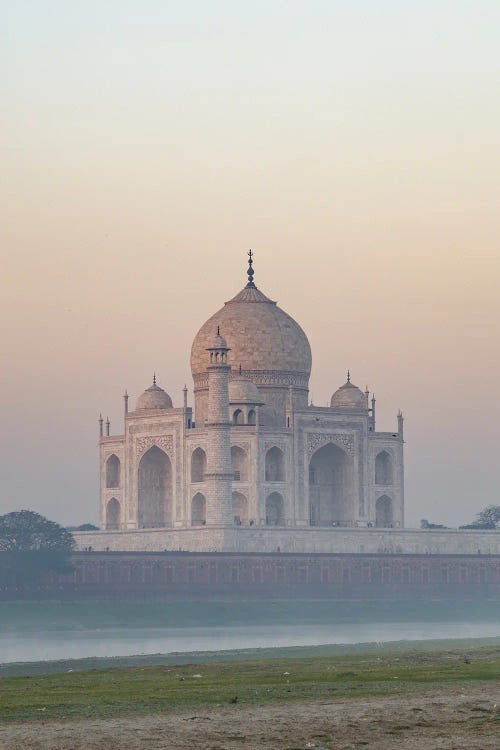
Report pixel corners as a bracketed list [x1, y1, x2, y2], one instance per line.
[2, 636, 500, 677]
[1, 643, 500, 749]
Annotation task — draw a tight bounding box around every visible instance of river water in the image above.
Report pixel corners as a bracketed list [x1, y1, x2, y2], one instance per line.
[2, 618, 500, 664]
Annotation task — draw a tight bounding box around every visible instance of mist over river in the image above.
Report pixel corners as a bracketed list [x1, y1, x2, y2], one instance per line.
[1, 598, 500, 664]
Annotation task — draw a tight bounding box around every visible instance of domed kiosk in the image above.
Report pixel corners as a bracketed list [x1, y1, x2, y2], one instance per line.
[191, 252, 312, 426]
[135, 376, 173, 411]
[330, 373, 367, 411]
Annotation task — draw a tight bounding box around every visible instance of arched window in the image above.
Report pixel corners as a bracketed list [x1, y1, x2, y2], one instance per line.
[106, 498, 120, 529]
[191, 447, 207, 483]
[375, 495, 393, 528]
[232, 409, 244, 425]
[308, 443, 353, 527]
[105, 454, 120, 488]
[137, 446, 173, 528]
[231, 445, 248, 482]
[265, 492, 284, 526]
[375, 450, 393, 485]
[191, 493, 206, 526]
[265, 446, 285, 482]
[232, 491, 248, 525]
[247, 409, 256, 425]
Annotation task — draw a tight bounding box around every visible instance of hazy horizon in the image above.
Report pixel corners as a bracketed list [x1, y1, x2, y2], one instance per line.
[2, 1, 499, 527]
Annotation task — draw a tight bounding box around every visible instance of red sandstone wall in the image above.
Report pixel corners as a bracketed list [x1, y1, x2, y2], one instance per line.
[51, 551, 500, 594]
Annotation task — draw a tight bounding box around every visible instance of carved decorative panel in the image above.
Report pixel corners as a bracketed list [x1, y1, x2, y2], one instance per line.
[231, 442, 251, 453]
[264, 441, 287, 452]
[135, 435, 174, 458]
[306, 432, 355, 456]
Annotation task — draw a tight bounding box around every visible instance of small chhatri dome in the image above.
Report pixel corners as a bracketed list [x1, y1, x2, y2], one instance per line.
[136, 376, 173, 410]
[229, 375, 262, 404]
[330, 373, 367, 410]
[207, 326, 229, 351]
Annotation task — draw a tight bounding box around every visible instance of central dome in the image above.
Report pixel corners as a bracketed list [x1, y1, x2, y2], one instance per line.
[191, 284, 312, 380]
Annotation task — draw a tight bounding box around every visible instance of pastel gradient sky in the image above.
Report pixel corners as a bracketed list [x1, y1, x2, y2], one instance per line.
[2, 1, 499, 527]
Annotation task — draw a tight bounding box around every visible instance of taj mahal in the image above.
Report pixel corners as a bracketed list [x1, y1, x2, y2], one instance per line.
[92, 252, 405, 555]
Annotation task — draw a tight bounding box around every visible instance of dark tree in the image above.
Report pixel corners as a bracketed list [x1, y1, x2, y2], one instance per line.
[420, 519, 447, 529]
[0, 510, 75, 589]
[67, 523, 99, 531]
[460, 505, 500, 530]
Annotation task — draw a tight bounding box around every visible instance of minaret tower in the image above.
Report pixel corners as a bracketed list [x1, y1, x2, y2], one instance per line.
[205, 327, 234, 526]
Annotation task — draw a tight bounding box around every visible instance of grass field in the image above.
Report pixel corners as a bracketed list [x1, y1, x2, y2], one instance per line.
[2, 642, 500, 723]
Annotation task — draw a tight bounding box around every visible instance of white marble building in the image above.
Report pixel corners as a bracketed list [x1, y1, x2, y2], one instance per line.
[99, 254, 404, 537]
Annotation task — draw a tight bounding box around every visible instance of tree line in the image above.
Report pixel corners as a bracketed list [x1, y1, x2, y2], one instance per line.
[422, 505, 500, 530]
[0, 510, 75, 590]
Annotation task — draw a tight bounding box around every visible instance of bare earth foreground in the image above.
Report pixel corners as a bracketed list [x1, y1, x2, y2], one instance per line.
[2, 685, 500, 750]
[1, 645, 500, 750]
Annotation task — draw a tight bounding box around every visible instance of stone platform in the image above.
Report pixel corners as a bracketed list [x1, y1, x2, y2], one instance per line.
[73, 526, 500, 557]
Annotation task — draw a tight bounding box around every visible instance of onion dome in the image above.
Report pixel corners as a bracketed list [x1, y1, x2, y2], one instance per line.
[229, 374, 263, 404]
[136, 376, 173, 410]
[330, 373, 367, 410]
[191, 252, 311, 381]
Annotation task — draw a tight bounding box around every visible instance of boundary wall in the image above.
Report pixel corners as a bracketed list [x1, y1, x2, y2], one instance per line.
[48, 550, 500, 595]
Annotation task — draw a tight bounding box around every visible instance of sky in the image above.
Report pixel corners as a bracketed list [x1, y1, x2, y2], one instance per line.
[1, 0, 499, 527]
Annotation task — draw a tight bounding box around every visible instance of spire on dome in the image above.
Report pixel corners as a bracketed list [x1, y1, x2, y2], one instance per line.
[347, 370, 351, 383]
[153, 372, 156, 386]
[246, 249, 255, 288]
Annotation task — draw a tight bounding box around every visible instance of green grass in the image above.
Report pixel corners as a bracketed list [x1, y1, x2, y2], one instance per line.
[2, 644, 500, 723]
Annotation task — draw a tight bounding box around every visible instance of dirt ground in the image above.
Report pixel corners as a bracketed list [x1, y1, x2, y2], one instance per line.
[1, 683, 499, 750]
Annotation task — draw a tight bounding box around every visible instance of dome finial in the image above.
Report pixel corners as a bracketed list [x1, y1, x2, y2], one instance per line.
[246, 249, 255, 288]
[347, 370, 351, 383]
[153, 372, 156, 386]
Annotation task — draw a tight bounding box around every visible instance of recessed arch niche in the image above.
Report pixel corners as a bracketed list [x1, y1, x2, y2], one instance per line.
[191, 492, 206, 526]
[308, 443, 353, 526]
[191, 447, 207, 483]
[375, 495, 393, 527]
[106, 497, 120, 529]
[137, 445, 172, 528]
[265, 492, 284, 526]
[375, 450, 393, 485]
[265, 446, 285, 482]
[105, 454, 120, 488]
[232, 491, 248, 525]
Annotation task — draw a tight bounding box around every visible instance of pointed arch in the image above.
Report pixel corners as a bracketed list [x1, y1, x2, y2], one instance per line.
[191, 447, 207, 483]
[375, 450, 393, 485]
[231, 445, 248, 482]
[232, 409, 244, 425]
[106, 498, 120, 529]
[308, 442, 353, 526]
[137, 445, 172, 528]
[265, 446, 285, 482]
[247, 409, 256, 425]
[232, 491, 248, 525]
[191, 492, 206, 526]
[375, 495, 393, 528]
[105, 454, 120, 488]
[265, 492, 284, 526]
